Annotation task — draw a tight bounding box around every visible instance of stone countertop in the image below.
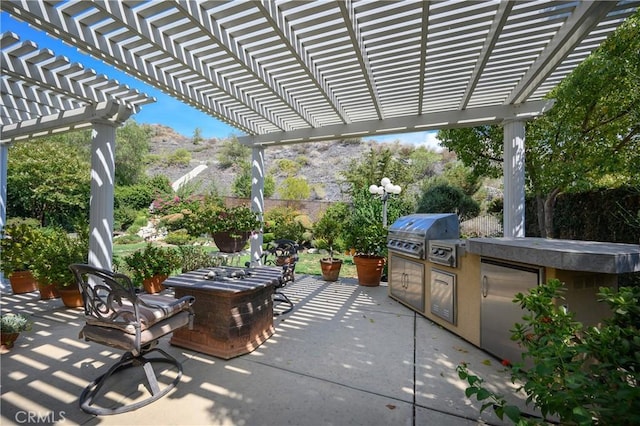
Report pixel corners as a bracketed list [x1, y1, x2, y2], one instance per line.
[466, 237, 640, 274]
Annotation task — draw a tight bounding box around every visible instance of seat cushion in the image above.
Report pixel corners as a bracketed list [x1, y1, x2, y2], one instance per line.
[85, 294, 192, 334]
[80, 310, 190, 352]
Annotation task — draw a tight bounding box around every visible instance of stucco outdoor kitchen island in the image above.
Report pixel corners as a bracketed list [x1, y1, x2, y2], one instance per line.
[163, 266, 283, 359]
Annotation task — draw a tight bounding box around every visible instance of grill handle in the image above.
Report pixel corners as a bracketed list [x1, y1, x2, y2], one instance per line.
[481, 275, 488, 298]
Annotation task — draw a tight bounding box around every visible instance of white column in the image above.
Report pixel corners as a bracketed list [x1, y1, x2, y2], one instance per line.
[89, 121, 116, 270]
[503, 120, 526, 237]
[250, 145, 265, 266]
[0, 144, 8, 285]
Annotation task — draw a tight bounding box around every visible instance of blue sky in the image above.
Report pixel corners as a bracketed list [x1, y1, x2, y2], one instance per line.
[2, 12, 440, 149]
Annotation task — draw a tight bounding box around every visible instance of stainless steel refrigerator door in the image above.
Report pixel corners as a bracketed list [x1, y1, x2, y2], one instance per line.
[480, 259, 542, 364]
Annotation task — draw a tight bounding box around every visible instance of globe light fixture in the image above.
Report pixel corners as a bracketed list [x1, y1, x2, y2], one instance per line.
[369, 177, 402, 227]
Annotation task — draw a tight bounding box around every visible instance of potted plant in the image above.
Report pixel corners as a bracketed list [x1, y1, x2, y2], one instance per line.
[0, 221, 43, 294]
[313, 202, 349, 281]
[186, 200, 262, 253]
[31, 227, 88, 306]
[123, 243, 181, 293]
[344, 194, 389, 287]
[177, 245, 215, 273]
[1, 313, 33, 349]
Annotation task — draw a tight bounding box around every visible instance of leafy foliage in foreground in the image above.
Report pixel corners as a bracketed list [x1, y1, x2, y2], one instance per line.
[458, 280, 640, 425]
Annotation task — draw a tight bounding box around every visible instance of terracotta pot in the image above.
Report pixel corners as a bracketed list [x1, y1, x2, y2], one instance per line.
[353, 255, 385, 287]
[320, 258, 343, 282]
[1, 332, 20, 349]
[38, 283, 60, 300]
[8, 270, 38, 294]
[58, 286, 84, 308]
[213, 231, 251, 253]
[143, 274, 168, 294]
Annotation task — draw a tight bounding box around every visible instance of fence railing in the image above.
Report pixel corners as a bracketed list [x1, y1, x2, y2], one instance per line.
[460, 215, 503, 237]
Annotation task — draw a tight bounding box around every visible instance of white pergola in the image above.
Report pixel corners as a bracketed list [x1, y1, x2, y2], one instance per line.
[2, 0, 638, 265]
[0, 31, 155, 273]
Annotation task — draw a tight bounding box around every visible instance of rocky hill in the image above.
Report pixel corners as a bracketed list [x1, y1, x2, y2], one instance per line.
[145, 124, 438, 202]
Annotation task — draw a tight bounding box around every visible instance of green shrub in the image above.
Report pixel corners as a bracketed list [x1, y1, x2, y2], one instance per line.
[151, 194, 204, 216]
[264, 207, 305, 242]
[115, 184, 155, 210]
[217, 137, 250, 169]
[177, 246, 214, 273]
[262, 232, 275, 244]
[114, 234, 143, 245]
[274, 159, 301, 176]
[278, 176, 311, 200]
[0, 222, 45, 275]
[114, 206, 139, 231]
[165, 229, 193, 245]
[417, 183, 479, 220]
[123, 243, 181, 285]
[166, 148, 191, 167]
[0, 313, 33, 333]
[31, 227, 89, 289]
[458, 280, 640, 425]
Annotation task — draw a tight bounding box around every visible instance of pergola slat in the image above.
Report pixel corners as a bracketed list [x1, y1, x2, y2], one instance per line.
[3, 0, 637, 144]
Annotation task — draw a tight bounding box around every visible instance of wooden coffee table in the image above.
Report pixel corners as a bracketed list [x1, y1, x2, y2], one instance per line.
[163, 266, 283, 359]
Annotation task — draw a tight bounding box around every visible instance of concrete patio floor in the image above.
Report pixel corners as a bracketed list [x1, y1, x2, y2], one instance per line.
[1, 274, 539, 426]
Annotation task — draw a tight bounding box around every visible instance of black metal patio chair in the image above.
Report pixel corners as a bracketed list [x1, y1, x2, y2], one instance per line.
[69, 264, 195, 415]
[258, 239, 299, 315]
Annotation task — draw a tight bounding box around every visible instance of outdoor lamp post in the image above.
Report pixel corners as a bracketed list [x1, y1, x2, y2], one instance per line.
[369, 177, 402, 228]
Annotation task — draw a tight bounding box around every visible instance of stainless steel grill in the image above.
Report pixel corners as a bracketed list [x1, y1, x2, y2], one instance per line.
[387, 213, 460, 259]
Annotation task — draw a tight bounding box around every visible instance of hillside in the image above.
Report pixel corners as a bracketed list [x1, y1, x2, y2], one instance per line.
[145, 124, 445, 202]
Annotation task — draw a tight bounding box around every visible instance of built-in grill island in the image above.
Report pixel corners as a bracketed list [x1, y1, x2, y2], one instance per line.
[387, 213, 459, 260]
[387, 214, 463, 317]
[387, 214, 640, 364]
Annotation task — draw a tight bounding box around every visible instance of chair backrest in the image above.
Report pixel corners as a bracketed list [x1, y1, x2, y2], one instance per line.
[69, 263, 141, 327]
[70, 263, 195, 354]
[261, 239, 299, 284]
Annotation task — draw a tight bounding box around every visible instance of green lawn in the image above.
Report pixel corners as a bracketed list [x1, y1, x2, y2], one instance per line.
[112, 242, 358, 279]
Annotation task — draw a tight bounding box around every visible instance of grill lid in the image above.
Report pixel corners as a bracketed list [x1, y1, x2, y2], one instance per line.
[387, 213, 459, 258]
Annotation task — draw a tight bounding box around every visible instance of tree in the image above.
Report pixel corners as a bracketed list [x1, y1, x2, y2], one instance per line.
[7, 137, 90, 227]
[217, 136, 250, 169]
[192, 127, 203, 145]
[232, 162, 275, 198]
[416, 183, 480, 220]
[340, 146, 414, 196]
[278, 176, 311, 200]
[437, 126, 504, 180]
[437, 10, 640, 236]
[526, 10, 640, 236]
[406, 145, 443, 182]
[115, 120, 151, 185]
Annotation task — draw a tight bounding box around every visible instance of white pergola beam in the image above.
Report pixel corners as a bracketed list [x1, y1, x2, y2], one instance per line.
[238, 100, 554, 146]
[1, 100, 138, 144]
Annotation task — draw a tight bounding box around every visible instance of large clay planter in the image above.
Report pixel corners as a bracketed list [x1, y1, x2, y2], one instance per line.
[320, 258, 343, 282]
[213, 231, 251, 253]
[353, 255, 385, 287]
[1, 332, 20, 349]
[8, 270, 38, 294]
[38, 283, 60, 300]
[58, 286, 84, 308]
[143, 274, 168, 294]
